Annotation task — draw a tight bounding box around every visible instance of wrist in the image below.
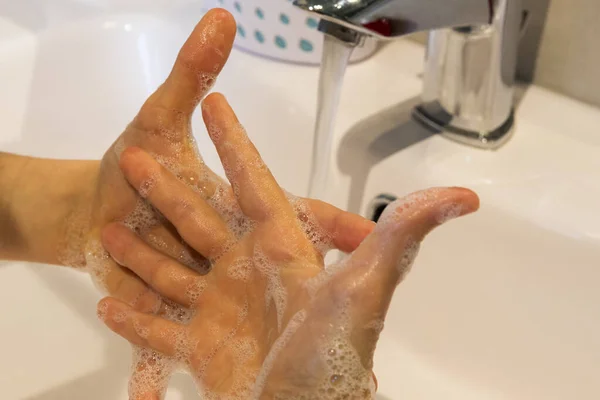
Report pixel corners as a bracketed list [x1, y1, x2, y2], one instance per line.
[0, 153, 99, 265]
[56, 161, 100, 267]
[0, 153, 29, 260]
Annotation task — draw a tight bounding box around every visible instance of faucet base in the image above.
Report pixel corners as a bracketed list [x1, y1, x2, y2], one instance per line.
[412, 104, 515, 150]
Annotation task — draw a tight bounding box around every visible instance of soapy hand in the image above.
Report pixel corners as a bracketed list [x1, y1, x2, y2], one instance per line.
[81, 9, 373, 312]
[97, 91, 480, 399]
[78, 9, 376, 398]
[78, 9, 236, 312]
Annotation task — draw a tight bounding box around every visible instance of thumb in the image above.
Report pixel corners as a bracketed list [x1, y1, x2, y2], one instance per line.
[334, 187, 479, 362]
[132, 8, 237, 135]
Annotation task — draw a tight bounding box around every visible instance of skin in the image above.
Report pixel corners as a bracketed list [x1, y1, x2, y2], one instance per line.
[0, 8, 374, 288]
[98, 92, 480, 399]
[0, 8, 479, 399]
[0, 9, 375, 397]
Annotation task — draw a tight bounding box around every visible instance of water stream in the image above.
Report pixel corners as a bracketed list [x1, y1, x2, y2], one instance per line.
[306, 35, 355, 200]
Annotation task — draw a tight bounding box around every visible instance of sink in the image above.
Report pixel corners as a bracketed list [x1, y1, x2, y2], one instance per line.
[327, 44, 600, 400]
[1, 3, 599, 400]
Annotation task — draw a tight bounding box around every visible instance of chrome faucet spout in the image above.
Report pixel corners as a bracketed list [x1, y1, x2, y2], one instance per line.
[294, 0, 525, 149]
[293, 0, 493, 39]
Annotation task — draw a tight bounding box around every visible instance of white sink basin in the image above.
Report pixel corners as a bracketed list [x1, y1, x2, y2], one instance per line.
[1, 5, 599, 400]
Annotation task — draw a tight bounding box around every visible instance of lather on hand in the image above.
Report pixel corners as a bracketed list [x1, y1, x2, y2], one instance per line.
[0, 9, 374, 307]
[0, 8, 378, 398]
[0, 7, 479, 399]
[97, 93, 479, 399]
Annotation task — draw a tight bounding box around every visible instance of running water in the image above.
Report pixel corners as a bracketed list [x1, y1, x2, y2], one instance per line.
[307, 35, 355, 200]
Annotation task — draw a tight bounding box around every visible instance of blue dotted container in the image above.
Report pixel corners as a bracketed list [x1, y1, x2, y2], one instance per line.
[207, 0, 379, 64]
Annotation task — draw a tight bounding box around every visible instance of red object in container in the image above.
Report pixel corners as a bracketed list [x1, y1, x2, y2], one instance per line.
[363, 19, 392, 37]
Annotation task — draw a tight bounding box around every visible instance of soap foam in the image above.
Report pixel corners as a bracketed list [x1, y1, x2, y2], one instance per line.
[85, 238, 112, 293]
[252, 310, 308, 398]
[307, 303, 376, 400]
[58, 201, 92, 268]
[376, 188, 446, 231]
[396, 239, 420, 284]
[286, 193, 334, 257]
[227, 256, 254, 282]
[80, 118, 404, 400]
[437, 203, 464, 224]
[122, 199, 160, 235]
[184, 277, 207, 306]
[83, 173, 382, 400]
[85, 183, 380, 400]
[128, 347, 174, 400]
[84, 190, 199, 399]
[252, 245, 288, 332]
[138, 173, 158, 199]
[256, 301, 376, 400]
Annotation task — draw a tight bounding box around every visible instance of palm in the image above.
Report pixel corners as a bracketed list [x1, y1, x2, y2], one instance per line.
[166, 198, 326, 394]
[183, 229, 373, 399]
[86, 116, 206, 304]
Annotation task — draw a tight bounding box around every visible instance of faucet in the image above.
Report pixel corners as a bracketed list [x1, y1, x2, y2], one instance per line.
[293, 0, 525, 149]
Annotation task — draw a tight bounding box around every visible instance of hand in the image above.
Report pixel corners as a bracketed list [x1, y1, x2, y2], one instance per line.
[80, 9, 237, 313]
[82, 8, 374, 312]
[97, 93, 480, 399]
[79, 9, 373, 398]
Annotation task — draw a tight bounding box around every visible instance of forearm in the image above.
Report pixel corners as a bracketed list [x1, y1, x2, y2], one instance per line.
[0, 152, 99, 266]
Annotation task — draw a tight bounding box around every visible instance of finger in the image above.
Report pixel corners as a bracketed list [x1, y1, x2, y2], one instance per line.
[337, 187, 479, 361]
[129, 346, 173, 400]
[133, 391, 161, 400]
[104, 262, 163, 313]
[202, 93, 295, 223]
[141, 223, 211, 275]
[348, 187, 479, 285]
[305, 199, 375, 253]
[120, 147, 235, 260]
[86, 238, 162, 313]
[98, 297, 187, 357]
[134, 9, 237, 134]
[345, 187, 480, 297]
[102, 222, 207, 308]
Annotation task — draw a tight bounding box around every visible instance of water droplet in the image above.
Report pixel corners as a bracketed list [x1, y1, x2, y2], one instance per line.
[330, 374, 343, 385]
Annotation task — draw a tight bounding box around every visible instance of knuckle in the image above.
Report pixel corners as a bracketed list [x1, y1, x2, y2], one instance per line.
[150, 257, 176, 287]
[120, 241, 139, 268]
[108, 270, 127, 297]
[171, 198, 194, 222]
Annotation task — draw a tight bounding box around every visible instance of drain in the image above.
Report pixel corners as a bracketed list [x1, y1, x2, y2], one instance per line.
[366, 194, 398, 223]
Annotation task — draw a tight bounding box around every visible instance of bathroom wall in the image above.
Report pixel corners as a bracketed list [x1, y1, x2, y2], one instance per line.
[412, 0, 600, 108]
[534, 0, 600, 107]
